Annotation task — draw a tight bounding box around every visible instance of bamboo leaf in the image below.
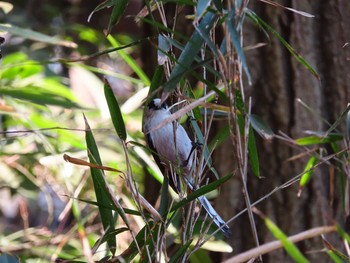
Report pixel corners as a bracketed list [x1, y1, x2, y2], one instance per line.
[196, 0, 211, 18]
[189, 117, 219, 179]
[168, 239, 193, 263]
[227, 9, 252, 84]
[170, 173, 232, 213]
[264, 216, 309, 263]
[347, 104, 350, 141]
[149, 65, 165, 96]
[295, 134, 343, 146]
[106, 0, 128, 35]
[246, 10, 320, 80]
[249, 114, 274, 140]
[248, 126, 260, 177]
[298, 155, 318, 197]
[158, 34, 171, 65]
[0, 87, 83, 109]
[0, 23, 76, 48]
[163, 11, 217, 92]
[69, 196, 144, 217]
[119, 221, 160, 261]
[107, 35, 150, 85]
[324, 103, 350, 137]
[84, 115, 117, 255]
[104, 79, 127, 140]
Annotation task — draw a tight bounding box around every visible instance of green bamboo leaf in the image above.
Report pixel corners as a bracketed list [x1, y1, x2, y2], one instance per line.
[248, 126, 260, 177]
[107, 35, 150, 85]
[168, 239, 193, 263]
[194, 23, 219, 59]
[322, 235, 350, 262]
[92, 227, 129, 253]
[88, 0, 115, 18]
[0, 23, 76, 48]
[264, 217, 309, 263]
[71, 197, 144, 217]
[0, 87, 83, 109]
[326, 250, 345, 263]
[119, 221, 160, 261]
[336, 224, 350, 245]
[84, 115, 116, 255]
[163, 11, 217, 92]
[189, 117, 219, 179]
[148, 65, 165, 96]
[208, 124, 230, 151]
[227, 9, 252, 84]
[246, 10, 320, 80]
[170, 173, 232, 213]
[347, 104, 350, 141]
[104, 79, 127, 140]
[106, 0, 128, 35]
[162, 34, 223, 82]
[158, 175, 170, 217]
[1, 61, 43, 79]
[324, 103, 350, 137]
[295, 134, 343, 146]
[300, 156, 318, 187]
[88, 0, 128, 35]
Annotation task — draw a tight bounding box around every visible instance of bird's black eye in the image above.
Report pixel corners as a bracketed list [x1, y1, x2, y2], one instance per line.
[148, 99, 167, 110]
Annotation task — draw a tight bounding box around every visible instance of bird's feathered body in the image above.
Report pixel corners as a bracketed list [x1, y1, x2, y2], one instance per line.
[143, 98, 231, 237]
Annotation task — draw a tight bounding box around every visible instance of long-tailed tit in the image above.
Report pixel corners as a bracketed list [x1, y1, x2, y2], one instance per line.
[143, 98, 231, 237]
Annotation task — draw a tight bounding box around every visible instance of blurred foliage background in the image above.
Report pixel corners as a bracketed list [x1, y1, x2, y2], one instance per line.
[0, 0, 350, 262]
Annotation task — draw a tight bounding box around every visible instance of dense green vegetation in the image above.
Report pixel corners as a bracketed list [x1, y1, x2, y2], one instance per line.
[0, 1, 349, 262]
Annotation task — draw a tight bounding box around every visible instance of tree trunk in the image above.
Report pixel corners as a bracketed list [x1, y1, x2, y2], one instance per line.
[215, 1, 350, 262]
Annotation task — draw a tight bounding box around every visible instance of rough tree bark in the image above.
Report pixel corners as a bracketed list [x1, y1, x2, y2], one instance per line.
[215, 1, 350, 262]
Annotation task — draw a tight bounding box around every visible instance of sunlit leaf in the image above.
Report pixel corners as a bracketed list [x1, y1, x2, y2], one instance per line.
[1, 61, 43, 80]
[298, 155, 318, 197]
[295, 134, 343, 146]
[264, 216, 309, 263]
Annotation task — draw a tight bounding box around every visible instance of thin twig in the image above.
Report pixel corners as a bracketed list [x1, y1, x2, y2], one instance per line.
[222, 225, 336, 263]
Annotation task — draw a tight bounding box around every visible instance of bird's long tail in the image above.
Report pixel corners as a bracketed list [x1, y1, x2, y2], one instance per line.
[185, 180, 231, 237]
[197, 195, 232, 237]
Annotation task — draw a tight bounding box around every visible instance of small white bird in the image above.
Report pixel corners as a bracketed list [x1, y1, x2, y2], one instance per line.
[143, 98, 231, 237]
